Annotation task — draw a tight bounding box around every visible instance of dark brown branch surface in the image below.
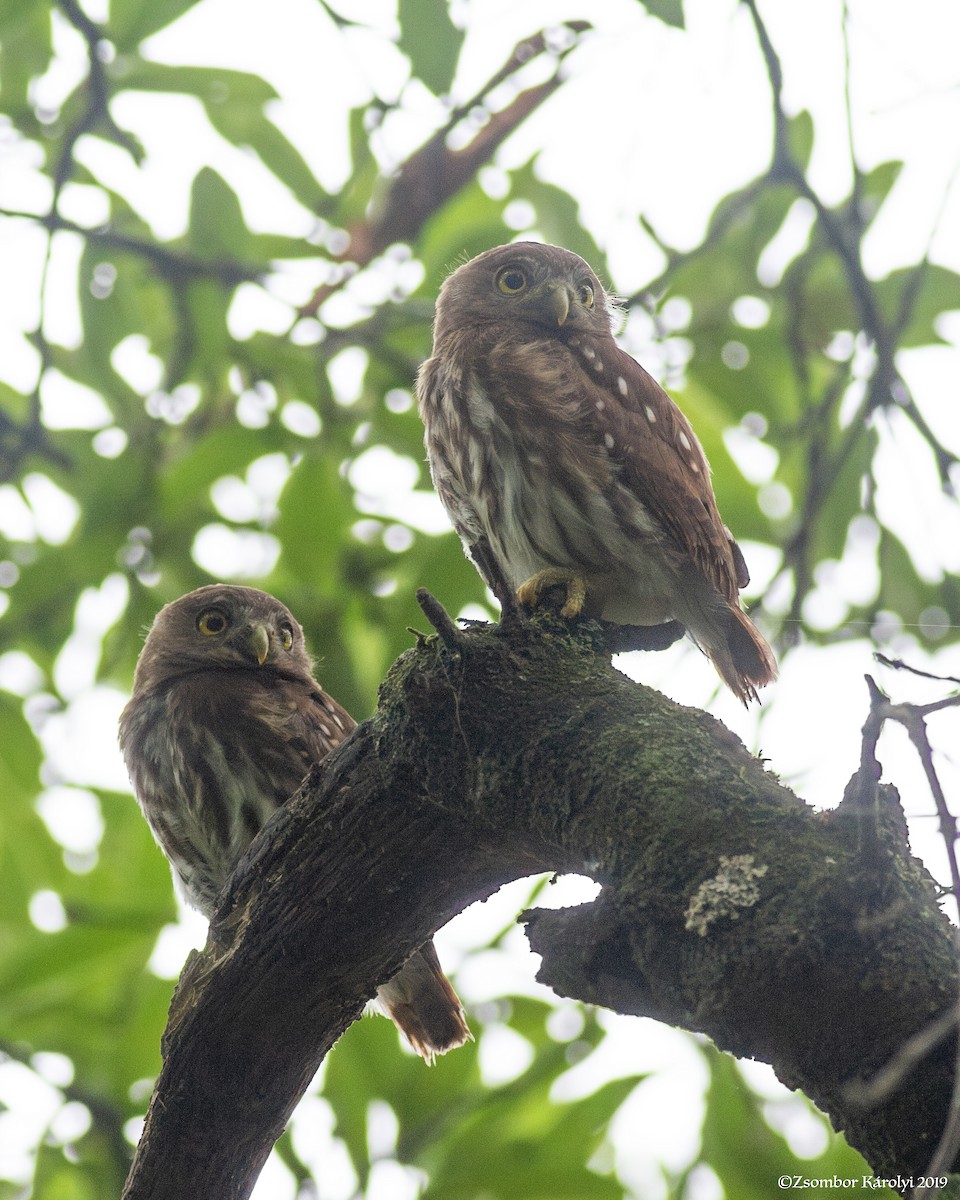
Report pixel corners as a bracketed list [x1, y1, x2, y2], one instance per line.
[122, 612, 959, 1199]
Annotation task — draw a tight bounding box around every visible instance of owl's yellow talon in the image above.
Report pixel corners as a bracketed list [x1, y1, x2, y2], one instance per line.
[517, 568, 588, 618]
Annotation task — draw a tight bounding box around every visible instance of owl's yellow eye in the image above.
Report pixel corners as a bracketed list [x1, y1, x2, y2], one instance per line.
[578, 282, 595, 309]
[279, 624, 294, 651]
[197, 609, 229, 636]
[496, 266, 528, 295]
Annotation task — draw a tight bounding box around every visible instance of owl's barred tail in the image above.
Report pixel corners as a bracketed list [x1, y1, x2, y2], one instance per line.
[709, 603, 778, 706]
[376, 942, 472, 1064]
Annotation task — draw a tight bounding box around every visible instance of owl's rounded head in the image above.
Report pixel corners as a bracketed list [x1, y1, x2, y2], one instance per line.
[133, 584, 313, 690]
[434, 242, 618, 342]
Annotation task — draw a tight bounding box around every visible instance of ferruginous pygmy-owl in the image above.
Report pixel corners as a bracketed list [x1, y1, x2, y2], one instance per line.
[120, 584, 470, 1061]
[417, 242, 777, 704]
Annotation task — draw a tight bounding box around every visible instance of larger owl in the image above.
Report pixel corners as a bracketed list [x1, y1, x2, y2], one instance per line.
[120, 584, 470, 1062]
[417, 242, 777, 703]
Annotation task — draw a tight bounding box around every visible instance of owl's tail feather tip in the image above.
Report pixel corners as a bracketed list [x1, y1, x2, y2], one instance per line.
[712, 603, 778, 707]
[376, 943, 473, 1065]
[383, 999, 474, 1065]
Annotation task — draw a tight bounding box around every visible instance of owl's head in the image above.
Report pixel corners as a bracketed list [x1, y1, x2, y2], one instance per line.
[133, 584, 313, 690]
[433, 242, 618, 342]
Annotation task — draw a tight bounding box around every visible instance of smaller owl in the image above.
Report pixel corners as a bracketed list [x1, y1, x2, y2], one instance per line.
[120, 584, 470, 1062]
[417, 242, 777, 703]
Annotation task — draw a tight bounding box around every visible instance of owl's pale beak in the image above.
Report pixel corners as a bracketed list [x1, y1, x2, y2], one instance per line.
[245, 623, 271, 665]
[542, 281, 572, 327]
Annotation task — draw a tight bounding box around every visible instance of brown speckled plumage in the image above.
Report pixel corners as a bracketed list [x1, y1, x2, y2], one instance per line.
[418, 242, 777, 703]
[120, 584, 469, 1061]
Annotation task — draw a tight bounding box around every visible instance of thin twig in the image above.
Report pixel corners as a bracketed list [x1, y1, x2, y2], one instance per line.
[876, 653, 960, 690]
[840, 676, 887, 869]
[415, 588, 465, 650]
[859, 672, 960, 1193]
[914, 984, 960, 1195]
[0, 208, 264, 286]
[902, 711, 960, 918]
[846, 1006, 958, 1108]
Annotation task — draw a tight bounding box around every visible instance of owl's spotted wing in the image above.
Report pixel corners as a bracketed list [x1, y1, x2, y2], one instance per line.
[581, 341, 747, 603]
[262, 674, 356, 776]
[564, 337, 776, 700]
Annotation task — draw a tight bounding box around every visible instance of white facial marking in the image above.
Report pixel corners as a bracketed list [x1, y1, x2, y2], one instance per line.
[617, 376, 628, 396]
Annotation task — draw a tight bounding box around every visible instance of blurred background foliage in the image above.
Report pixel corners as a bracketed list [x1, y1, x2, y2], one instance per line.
[1, 0, 957, 1195]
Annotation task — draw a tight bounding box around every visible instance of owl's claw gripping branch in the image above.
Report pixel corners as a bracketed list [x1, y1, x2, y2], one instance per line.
[420, 584, 685, 660]
[517, 567, 589, 619]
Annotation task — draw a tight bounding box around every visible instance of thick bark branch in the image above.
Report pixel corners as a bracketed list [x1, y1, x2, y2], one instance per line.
[122, 611, 959, 1199]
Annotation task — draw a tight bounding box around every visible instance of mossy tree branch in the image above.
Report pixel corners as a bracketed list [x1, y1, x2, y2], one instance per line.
[122, 606, 959, 1200]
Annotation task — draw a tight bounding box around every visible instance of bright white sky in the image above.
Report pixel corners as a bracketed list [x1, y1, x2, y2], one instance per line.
[2, 0, 960, 1196]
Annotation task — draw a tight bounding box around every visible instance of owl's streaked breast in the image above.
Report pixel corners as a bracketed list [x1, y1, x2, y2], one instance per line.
[122, 669, 334, 913]
[421, 330, 664, 602]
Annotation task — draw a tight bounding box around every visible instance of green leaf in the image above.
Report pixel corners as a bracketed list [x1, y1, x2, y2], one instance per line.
[274, 452, 355, 599]
[875, 528, 956, 632]
[32, 1153, 112, 1200]
[788, 109, 815, 172]
[698, 1049, 897, 1197]
[74, 241, 178, 399]
[157, 420, 286, 523]
[860, 159, 903, 216]
[109, 0, 206, 49]
[0, 0, 44, 25]
[786, 247, 860, 345]
[116, 60, 278, 106]
[0, 697, 60, 921]
[669, 180, 797, 314]
[332, 106, 381, 229]
[202, 98, 331, 217]
[324, 997, 637, 1199]
[398, 0, 464, 96]
[416, 179, 511, 289]
[0, 692, 42, 801]
[638, 0, 685, 29]
[176, 279, 232, 385]
[875, 263, 960, 347]
[509, 161, 606, 272]
[0, 3, 51, 119]
[672, 378, 770, 542]
[61, 792, 174, 919]
[188, 167, 251, 261]
[809, 422, 876, 567]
